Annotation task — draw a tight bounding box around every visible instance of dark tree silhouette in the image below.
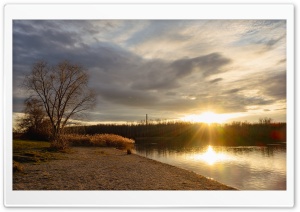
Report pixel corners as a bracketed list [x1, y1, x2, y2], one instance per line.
[18, 98, 51, 140]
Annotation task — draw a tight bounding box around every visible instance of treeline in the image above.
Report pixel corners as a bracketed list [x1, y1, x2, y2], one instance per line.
[65, 121, 286, 146]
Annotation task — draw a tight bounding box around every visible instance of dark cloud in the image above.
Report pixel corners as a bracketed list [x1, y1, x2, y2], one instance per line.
[275, 108, 286, 111]
[237, 96, 274, 106]
[131, 52, 231, 91]
[277, 59, 286, 64]
[210, 94, 274, 113]
[165, 91, 177, 96]
[265, 36, 284, 47]
[84, 111, 146, 123]
[130, 60, 179, 90]
[171, 53, 231, 78]
[146, 90, 276, 114]
[225, 69, 286, 104]
[13, 21, 78, 50]
[255, 35, 285, 50]
[13, 97, 26, 112]
[209, 78, 223, 84]
[13, 21, 140, 71]
[97, 85, 159, 107]
[224, 88, 240, 94]
[262, 71, 286, 99]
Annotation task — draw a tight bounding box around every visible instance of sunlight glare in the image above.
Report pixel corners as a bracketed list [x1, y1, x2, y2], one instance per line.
[181, 111, 231, 124]
[193, 146, 230, 165]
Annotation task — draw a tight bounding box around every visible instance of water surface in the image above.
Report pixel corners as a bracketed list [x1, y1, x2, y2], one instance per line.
[134, 143, 286, 190]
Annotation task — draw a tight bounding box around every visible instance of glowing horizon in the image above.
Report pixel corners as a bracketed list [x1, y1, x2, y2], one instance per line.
[180, 111, 244, 124]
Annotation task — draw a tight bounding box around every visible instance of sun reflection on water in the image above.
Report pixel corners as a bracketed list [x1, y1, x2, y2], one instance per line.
[192, 146, 231, 165]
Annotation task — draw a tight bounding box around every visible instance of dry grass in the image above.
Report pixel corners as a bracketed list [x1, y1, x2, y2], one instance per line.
[63, 133, 135, 150]
[13, 140, 67, 165]
[13, 134, 134, 170]
[13, 160, 24, 173]
[13, 139, 50, 151]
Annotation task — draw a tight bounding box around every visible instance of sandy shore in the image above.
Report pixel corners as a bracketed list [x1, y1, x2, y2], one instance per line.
[13, 147, 236, 190]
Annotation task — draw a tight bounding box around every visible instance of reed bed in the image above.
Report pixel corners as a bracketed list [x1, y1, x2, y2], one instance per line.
[63, 133, 135, 150]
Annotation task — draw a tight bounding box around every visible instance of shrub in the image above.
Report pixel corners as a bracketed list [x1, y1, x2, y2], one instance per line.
[49, 137, 69, 151]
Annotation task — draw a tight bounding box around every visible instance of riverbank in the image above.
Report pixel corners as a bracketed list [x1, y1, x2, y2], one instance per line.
[13, 147, 236, 190]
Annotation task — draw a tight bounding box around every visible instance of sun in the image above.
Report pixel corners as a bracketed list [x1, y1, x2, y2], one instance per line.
[181, 111, 228, 124]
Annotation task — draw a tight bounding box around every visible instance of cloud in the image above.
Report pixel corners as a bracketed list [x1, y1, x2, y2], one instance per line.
[13, 97, 26, 112]
[12, 20, 286, 123]
[224, 88, 240, 94]
[231, 20, 286, 52]
[171, 53, 231, 78]
[129, 59, 179, 90]
[261, 71, 286, 100]
[96, 84, 159, 107]
[130, 52, 231, 91]
[125, 20, 189, 47]
[209, 78, 223, 84]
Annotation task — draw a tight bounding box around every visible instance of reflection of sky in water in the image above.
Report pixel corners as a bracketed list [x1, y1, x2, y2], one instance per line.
[134, 145, 286, 190]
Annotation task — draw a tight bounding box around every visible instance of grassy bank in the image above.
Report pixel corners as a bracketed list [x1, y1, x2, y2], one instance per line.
[13, 140, 66, 168]
[13, 133, 134, 166]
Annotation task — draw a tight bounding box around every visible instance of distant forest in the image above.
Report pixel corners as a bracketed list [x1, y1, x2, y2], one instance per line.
[65, 121, 286, 146]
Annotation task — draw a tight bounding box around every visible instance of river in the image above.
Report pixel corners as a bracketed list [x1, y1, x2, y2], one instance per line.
[134, 143, 286, 190]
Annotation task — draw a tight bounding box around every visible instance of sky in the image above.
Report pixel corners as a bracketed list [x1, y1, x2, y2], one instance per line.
[13, 20, 286, 125]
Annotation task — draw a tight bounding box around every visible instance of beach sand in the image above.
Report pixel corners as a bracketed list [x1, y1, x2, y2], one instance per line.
[13, 147, 237, 190]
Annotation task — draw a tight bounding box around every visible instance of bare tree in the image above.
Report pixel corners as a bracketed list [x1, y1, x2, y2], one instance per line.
[259, 117, 273, 124]
[18, 98, 51, 140]
[24, 60, 95, 143]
